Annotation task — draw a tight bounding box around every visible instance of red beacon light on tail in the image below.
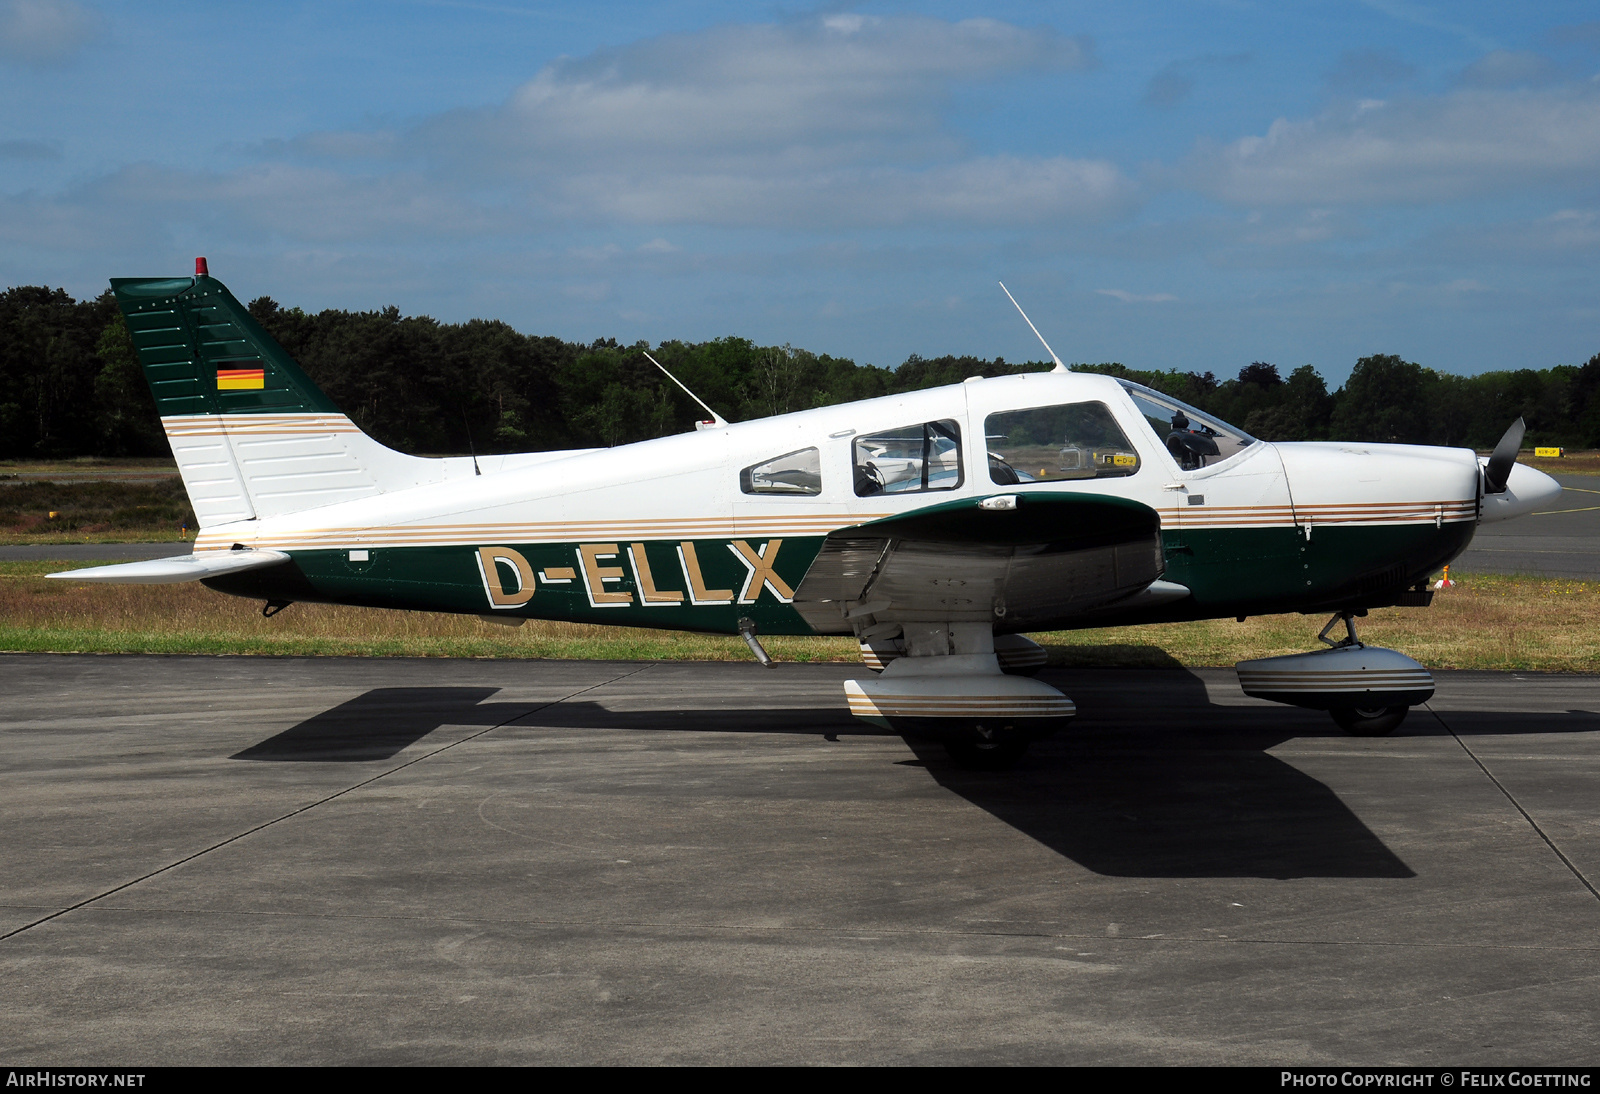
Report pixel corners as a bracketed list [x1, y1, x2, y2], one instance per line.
[195, 257, 209, 277]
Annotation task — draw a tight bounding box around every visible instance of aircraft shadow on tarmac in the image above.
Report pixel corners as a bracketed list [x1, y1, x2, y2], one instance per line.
[232, 687, 508, 763]
[911, 665, 1421, 881]
[231, 664, 1600, 881]
[232, 684, 871, 763]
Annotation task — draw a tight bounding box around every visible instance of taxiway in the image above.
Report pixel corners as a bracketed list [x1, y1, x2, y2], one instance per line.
[1, 654, 1596, 1064]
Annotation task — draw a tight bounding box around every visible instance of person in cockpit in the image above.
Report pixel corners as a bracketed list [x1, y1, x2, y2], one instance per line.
[1166, 410, 1221, 470]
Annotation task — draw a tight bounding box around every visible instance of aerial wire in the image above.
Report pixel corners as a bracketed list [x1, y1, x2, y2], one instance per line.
[644, 351, 728, 428]
[998, 282, 1068, 373]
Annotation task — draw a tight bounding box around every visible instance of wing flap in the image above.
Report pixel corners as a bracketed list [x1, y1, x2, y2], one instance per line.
[47, 549, 291, 585]
[793, 492, 1173, 634]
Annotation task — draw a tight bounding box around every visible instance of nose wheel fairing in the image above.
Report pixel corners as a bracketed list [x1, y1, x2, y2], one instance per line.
[1236, 645, 1435, 713]
[1237, 612, 1435, 736]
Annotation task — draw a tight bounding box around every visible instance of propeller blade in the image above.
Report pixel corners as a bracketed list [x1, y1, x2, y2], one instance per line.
[1483, 417, 1526, 494]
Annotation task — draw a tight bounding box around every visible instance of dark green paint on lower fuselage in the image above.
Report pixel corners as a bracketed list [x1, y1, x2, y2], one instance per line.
[1115, 519, 1474, 628]
[206, 537, 829, 636]
[202, 520, 1475, 636]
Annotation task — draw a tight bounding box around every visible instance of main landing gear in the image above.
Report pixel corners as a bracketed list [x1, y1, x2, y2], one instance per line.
[844, 624, 1073, 769]
[1236, 611, 1435, 736]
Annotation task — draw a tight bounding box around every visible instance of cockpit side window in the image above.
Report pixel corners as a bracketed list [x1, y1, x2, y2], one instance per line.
[740, 447, 822, 496]
[1116, 380, 1256, 471]
[985, 401, 1140, 484]
[853, 419, 963, 497]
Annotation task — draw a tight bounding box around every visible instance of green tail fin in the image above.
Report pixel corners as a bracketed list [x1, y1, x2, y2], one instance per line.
[109, 260, 514, 534]
[110, 264, 341, 418]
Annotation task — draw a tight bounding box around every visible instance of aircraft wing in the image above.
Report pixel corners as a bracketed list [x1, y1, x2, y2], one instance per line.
[46, 549, 292, 585]
[791, 492, 1185, 637]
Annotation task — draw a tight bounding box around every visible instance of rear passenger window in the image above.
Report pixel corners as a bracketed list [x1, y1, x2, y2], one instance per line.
[853, 419, 963, 496]
[741, 447, 821, 495]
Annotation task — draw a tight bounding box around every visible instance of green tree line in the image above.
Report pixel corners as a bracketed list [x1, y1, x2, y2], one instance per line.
[3, 284, 1595, 459]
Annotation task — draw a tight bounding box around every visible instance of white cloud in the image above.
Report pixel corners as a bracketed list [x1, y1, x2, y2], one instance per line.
[1238, 207, 1367, 247]
[554, 155, 1130, 228]
[0, 0, 95, 66]
[277, 15, 1120, 231]
[562, 281, 611, 301]
[1097, 289, 1177, 303]
[1421, 208, 1600, 264]
[1541, 209, 1600, 246]
[0, 162, 507, 253]
[0, 14, 1126, 263]
[1186, 84, 1600, 205]
[405, 16, 1093, 171]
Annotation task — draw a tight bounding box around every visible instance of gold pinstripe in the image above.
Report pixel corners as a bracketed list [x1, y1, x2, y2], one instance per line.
[192, 513, 886, 553]
[191, 496, 1474, 551]
[162, 413, 363, 438]
[1160, 499, 1475, 528]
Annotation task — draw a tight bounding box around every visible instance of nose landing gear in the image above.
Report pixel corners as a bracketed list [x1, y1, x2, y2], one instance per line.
[1236, 611, 1434, 736]
[1330, 704, 1411, 736]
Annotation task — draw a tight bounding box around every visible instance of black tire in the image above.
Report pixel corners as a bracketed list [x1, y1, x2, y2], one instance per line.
[1331, 705, 1409, 736]
[943, 738, 1029, 770]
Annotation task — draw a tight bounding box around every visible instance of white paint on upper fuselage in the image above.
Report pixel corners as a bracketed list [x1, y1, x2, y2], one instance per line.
[189, 370, 1502, 551]
[163, 408, 600, 528]
[1275, 441, 1484, 523]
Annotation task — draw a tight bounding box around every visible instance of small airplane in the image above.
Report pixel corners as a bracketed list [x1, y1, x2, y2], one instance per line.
[54, 259, 1561, 767]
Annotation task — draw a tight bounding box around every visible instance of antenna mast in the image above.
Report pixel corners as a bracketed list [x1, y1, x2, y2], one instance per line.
[644, 351, 728, 429]
[998, 282, 1067, 374]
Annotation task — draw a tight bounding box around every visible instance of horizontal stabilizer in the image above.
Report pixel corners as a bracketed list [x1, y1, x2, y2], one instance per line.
[47, 549, 291, 585]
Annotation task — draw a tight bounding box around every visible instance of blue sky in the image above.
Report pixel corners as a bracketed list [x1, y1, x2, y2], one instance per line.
[3, 1, 1598, 383]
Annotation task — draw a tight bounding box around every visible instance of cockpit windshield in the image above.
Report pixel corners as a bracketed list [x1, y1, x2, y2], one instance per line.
[1117, 379, 1256, 471]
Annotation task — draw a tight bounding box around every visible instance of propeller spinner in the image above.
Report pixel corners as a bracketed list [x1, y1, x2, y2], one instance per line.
[1483, 417, 1525, 494]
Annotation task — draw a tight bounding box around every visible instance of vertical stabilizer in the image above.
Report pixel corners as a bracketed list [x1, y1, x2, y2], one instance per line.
[111, 262, 451, 529]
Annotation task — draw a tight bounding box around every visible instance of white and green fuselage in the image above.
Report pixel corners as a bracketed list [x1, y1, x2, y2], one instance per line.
[88, 270, 1553, 636]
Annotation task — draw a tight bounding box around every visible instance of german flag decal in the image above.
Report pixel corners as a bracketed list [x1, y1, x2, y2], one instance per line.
[216, 365, 265, 391]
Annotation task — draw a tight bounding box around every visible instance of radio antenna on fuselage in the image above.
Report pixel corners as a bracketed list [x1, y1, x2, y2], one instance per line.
[998, 282, 1068, 374]
[644, 350, 728, 430]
